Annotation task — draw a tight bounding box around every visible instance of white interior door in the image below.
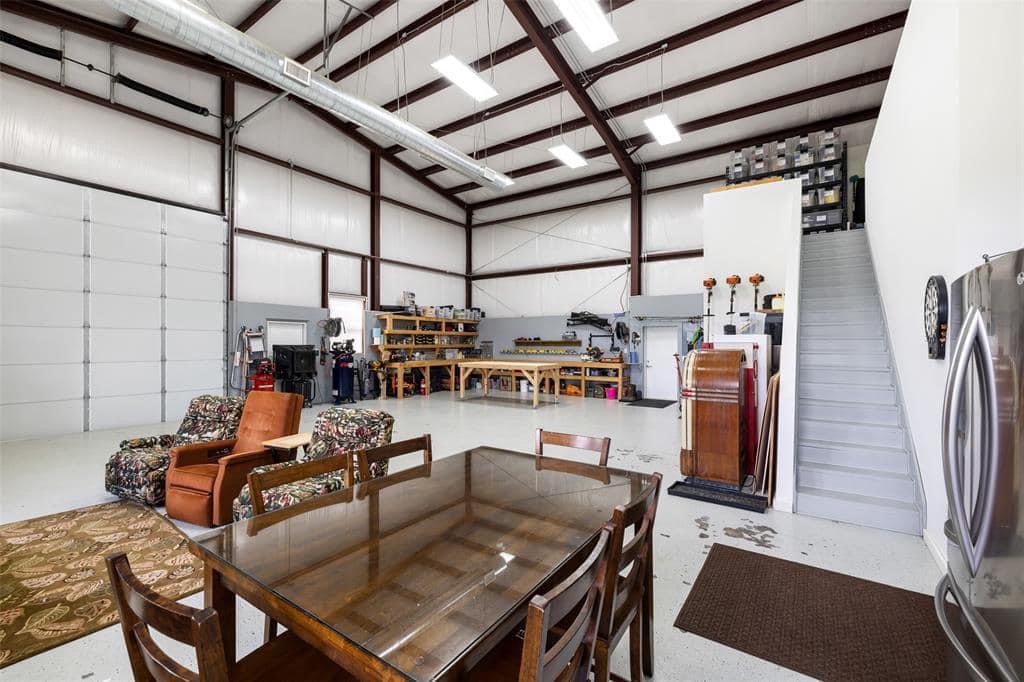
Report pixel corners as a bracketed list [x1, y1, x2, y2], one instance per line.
[643, 326, 680, 400]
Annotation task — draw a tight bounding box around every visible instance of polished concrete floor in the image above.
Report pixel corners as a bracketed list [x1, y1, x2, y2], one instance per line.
[0, 390, 942, 681]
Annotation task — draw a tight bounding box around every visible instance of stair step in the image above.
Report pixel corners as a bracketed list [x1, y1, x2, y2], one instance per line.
[801, 336, 887, 353]
[801, 260, 874, 273]
[802, 285, 878, 300]
[799, 382, 897, 403]
[800, 366, 893, 386]
[803, 230, 867, 242]
[800, 351, 890, 369]
[801, 309, 882, 325]
[799, 418, 905, 448]
[799, 322, 884, 339]
[796, 486, 921, 535]
[799, 399, 899, 424]
[798, 462, 916, 502]
[801, 296, 880, 313]
[798, 438, 908, 473]
[803, 272, 877, 287]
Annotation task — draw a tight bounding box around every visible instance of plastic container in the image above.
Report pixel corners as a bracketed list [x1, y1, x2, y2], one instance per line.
[605, 386, 618, 400]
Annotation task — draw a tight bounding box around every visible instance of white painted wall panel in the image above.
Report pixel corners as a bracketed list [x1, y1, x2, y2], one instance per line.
[91, 224, 162, 264]
[380, 163, 463, 223]
[166, 299, 223, 332]
[0, 327, 82, 365]
[90, 260, 161, 297]
[643, 185, 711, 254]
[0, 400, 83, 441]
[167, 268, 224, 302]
[89, 190, 163, 231]
[166, 360, 223, 392]
[90, 329, 162, 363]
[0, 248, 83, 291]
[63, 31, 111, 99]
[235, 235, 320, 307]
[234, 155, 289, 237]
[165, 206, 225, 243]
[0, 76, 220, 210]
[290, 174, 371, 253]
[0, 364, 84, 404]
[0, 12, 61, 81]
[166, 237, 224, 272]
[472, 265, 630, 318]
[0, 210, 83, 254]
[642, 258, 707, 297]
[91, 294, 161, 329]
[90, 361, 162, 397]
[166, 330, 223, 361]
[112, 49, 220, 138]
[379, 264, 464, 309]
[90, 394, 163, 430]
[0, 288, 83, 327]
[328, 253, 362, 295]
[381, 205, 464, 273]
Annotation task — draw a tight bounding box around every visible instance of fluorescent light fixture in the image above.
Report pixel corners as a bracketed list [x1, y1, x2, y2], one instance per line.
[431, 55, 497, 102]
[644, 113, 681, 145]
[548, 144, 588, 169]
[552, 0, 619, 52]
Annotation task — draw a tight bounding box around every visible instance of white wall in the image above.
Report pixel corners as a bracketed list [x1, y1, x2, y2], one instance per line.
[865, 0, 1024, 562]
[702, 180, 803, 511]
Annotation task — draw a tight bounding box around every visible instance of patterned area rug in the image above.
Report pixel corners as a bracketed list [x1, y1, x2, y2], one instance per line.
[0, 501, 204, 668]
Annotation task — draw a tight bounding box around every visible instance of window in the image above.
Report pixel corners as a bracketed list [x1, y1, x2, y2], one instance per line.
[328, 294, 366, 353]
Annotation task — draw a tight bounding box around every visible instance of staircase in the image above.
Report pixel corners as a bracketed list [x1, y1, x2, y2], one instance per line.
[795, 229, 922, 535]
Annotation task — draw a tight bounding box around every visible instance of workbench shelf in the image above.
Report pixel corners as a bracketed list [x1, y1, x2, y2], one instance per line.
[374, 313, 479, 359]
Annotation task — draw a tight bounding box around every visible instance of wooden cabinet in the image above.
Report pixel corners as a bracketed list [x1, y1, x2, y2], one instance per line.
[679, 349, 747, 487]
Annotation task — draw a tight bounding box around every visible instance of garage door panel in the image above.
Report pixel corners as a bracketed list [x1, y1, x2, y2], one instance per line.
[90, 294, 161, 329]
[90, 361, 162, 397]
[166, 268, 224, 302]
[166, 360, 223, 392]
[0, 288, 84, 327]
[91, 224, 161, 264]
[166, 236, 223, 272]
[0, 364, 84, 404]
[165, 206, 224, 243]
[0, 400, 84, 440]
[89, 190, 162, 231]
[0, 327, 83, 365]
[0, 210, 83, 254]
[0, 170, 83, 219]
[90, 259, 162, 297]
[90, 328, 162, 363]
[1, 248, 83, 291]
[166, 388, 221, 422]
[90, 394, 162, 430]
[166, 329, 222, 361]
[166, 299, 223, 331]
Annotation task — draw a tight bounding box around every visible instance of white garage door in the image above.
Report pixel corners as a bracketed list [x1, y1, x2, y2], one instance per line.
[0, 170, 226, 440]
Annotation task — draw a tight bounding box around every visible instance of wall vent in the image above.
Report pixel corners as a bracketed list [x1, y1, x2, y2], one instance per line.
[282, 59, 311, 86]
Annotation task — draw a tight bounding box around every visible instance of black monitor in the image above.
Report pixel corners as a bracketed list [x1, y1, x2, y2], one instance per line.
[273, 345, 317, 378]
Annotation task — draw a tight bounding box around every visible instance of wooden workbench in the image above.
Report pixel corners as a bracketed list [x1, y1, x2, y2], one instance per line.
[376, 358, 459, 400]
[458, 360, 560, 409]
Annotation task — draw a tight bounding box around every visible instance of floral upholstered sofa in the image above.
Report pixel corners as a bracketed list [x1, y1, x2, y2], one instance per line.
[232, 407, 394, 520]
[105, 394, 245, 505]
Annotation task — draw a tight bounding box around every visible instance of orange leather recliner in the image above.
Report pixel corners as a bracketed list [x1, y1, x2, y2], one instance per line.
[164, 391, 303, 527]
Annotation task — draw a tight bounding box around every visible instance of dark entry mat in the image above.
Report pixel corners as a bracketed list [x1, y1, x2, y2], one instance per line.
[627, 399, 676, 408]
[674, 544, 958, 681]
[667, 479, 767, 513]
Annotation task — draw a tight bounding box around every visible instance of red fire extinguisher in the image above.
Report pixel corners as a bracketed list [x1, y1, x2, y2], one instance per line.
[249, 360, 276, 392]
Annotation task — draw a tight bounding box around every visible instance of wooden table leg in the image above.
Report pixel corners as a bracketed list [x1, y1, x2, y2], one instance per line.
[448, 364, 455, 393]
[553, 370, 560, 402]
[423, 366, 431, 396]
[397, 365, 405, 400]
[532, 369, 540, 409]
[482, 369, 491, 396]
[205, 564, 236, 667]
[377, 370, 387, 400]
[460, 367, 468, 399]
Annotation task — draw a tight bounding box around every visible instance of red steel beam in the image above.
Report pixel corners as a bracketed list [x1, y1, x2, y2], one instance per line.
[235, 0, 282, 32]
[292, 0, 397, 65]
[431, 11, 905, 176]
[503, 0, 638, 185]
[448, 66, 890, 195]
[328, 0, 477, 82]
[630, 183, 642, 295]
[369, 150, 382, 310]
[385, 0, 800, 156]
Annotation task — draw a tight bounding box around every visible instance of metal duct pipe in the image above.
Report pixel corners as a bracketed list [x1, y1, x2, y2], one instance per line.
[104, 0, 514, 192]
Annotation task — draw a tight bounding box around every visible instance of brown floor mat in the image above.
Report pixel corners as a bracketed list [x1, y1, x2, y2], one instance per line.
[674, 544, 959, 681]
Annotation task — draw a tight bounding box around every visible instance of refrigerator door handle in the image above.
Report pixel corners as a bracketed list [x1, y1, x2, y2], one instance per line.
[935, 575, 993, 682]
[943, 307, 983, 575]
[970, 317, 999, 567]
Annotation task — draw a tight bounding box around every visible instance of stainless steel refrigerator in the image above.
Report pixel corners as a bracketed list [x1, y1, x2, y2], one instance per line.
[936, 247, 1023, 681]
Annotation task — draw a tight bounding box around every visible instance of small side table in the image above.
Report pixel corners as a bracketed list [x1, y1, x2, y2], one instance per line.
[262, 432, 312, 463]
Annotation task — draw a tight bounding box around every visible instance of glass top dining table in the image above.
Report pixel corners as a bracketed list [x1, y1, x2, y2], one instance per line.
[192, 447, 652, 681]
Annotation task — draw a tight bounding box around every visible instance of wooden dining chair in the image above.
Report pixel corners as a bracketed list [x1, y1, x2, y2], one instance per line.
[247, 452, 355, 516]
[535, 429, 611, 466]
[356, 434, 432, 482]
[594, 473, 663, 682]
[105, 552, 352, 682]
[466, 526, 612, 682]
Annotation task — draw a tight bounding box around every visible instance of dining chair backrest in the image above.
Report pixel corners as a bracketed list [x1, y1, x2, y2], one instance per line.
[247, 452, 355, 517]
[519, 526, 612, 682]
[535, 429, 611, 467]
[598, 473, 662, 643]
[106, 553, 229, 682]
[357, 434, 432, 483]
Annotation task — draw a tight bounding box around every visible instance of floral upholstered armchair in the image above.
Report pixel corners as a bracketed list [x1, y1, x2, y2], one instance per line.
[232, 407, 394, 520]
[105, 394, 245, 505]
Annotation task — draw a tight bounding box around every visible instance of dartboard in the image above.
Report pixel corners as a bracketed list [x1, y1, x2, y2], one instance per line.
[924, 275, 948, 359]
